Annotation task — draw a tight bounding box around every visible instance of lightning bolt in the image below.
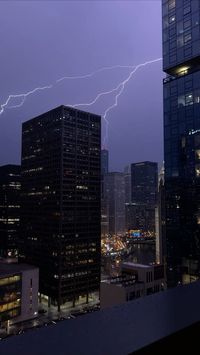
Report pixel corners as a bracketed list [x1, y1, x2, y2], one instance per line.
[101, 57, 162, 147]
[0, 64, 134, 116]
[0, 58, 162, 148]
[56, 64, 134, 83]
[0, 85, 53, 115]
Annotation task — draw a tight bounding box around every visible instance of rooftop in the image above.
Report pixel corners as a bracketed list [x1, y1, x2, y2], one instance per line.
[102, 275, 142, 288]
[0, 262, 38, 277]
[122, 262, 151, 269]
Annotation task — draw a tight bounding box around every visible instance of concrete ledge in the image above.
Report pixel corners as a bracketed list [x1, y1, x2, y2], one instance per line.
[1, 281, 200, 355]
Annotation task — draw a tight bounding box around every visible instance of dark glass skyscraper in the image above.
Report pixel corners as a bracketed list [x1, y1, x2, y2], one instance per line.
[0, 165, 21, 257]
[163, 0, 200, 285]
[131, 162, 158, 207]
[130, 162, 158, 237]
[101, 149, 109, 175]
[104, 172, 125, 235]
[20, 105, 101, 309]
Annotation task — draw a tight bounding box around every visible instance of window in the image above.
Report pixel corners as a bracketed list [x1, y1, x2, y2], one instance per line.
[169, 15, 176, 24]
[183, 6, 191, 15]
[185, 93, 193, 106]
[183, 19, 191, 29]
[169, 0, 175, 10]
[184, 33, 192, 44]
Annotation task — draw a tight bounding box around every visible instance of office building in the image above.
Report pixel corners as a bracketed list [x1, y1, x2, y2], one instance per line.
[0, 165, 21, 258]
[101, 149, 109, 176]
[101, 150, 109, 236]
[155, 165, 165, 264]
[104, 172, 125, 235]
[125, 203, 155, 236]
[20, 105, 101, 310]
[162, 0, 200, 285]
[130, 161, 158, 236]
[131, 161, 158, 207]
[0, 261, 38, 324]
[124, 165, 131, 203]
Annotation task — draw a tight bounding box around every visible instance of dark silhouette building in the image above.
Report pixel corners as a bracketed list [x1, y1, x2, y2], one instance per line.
[0, 165, 21, 257]
[163, 0, 200, 285]
[20, 105, 101, 309]
[124, 165, 131, 204]
[101, 149, 109, 176]
[125, 203, 155, 236]
[131, 161, 158, 207]
[130, 162, 158, 236]
[101, 150, 109, 235]
[104, 172, 125, 235]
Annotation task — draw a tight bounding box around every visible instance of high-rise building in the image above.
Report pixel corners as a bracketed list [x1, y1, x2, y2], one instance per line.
[0, 165, 21, 257]
[131, 162, 158, 207]
[125, 203, 155, 236]
[101, 150, 109, 236]
[162, 0, 200, 285]
[104, 172, 125, 235]
[124, 165, 131, 204]
[130, 162, 158, 236]
[155, 165, 165, 265]
[101, 149, 109, 176]
[20, 105, 101, 310]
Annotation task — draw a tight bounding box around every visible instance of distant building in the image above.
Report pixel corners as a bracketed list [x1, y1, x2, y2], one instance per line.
[155, 165, 165, 265]
[0, 262, 38, 325]
[101, 150, 109, 236]
[104, 172, 125, 235]
[124, 165, 131, 203]
[162, 0, 200, 285]
[20, 105, 101, 310]
[101, 149, 109, 176]
[101, 262, 165, 309]
[131, 161, 158, 207]
[130, 161, 158, 236]
[0, 165, 21, 258]
[125, 203, 155, 236]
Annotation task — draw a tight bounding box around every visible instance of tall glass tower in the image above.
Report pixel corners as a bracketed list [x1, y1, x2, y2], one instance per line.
[162, 0, 200, 286]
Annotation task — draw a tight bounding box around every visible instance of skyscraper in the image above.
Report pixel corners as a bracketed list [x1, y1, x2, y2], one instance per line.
[20, 105, 101, 310]
[155, 165, 165, 265]
[0, 165, 21, 257]
[104, 172, 125, 235]
[124, 165, 131, 204]
[131, 162, 158, 207]
[101, 149, 109, 176]
[162, 0, 200, 285]
[101, 150, 109, 236]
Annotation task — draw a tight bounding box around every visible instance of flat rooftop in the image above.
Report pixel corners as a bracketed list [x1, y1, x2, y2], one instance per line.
[102, 275, 143, 288]
[0, 262, 38, 277]
[1, 281, 200, 354]
[122, 262, 152, 269]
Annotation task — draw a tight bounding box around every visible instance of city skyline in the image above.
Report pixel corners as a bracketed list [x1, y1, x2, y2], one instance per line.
[0, 1, 163, 171]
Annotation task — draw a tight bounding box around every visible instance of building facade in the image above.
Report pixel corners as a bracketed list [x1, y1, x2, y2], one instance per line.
[101, 149, 109, 176]
[124, 165, 132, 204]
[0, 262, 38, 325]
[130, 162, 158, 236]
[162, 0, 200, 285]
[0, 165, 21, 257]
[131, 161, 158, 207]
[125, 203, 155, 236]
[101, 150, 109, 236]
[20, 105, 101, 309]
[104, 172, 125, 235]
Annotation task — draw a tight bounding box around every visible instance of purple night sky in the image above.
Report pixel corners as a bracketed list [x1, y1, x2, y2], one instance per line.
[0, 0, 163, 171]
